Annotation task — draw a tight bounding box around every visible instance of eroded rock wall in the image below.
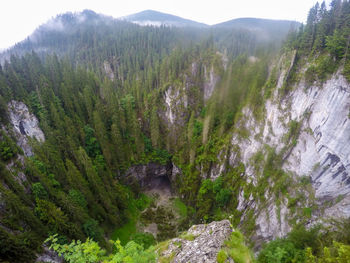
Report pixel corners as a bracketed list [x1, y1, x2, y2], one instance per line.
[202, 51, 350, 244]
[8, 100, 45, 156]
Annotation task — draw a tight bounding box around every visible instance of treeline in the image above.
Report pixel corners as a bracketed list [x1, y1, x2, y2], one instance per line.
[287, 0, 350, 55]
[3, 9, 287, 77]
[285, 0, 350, 84]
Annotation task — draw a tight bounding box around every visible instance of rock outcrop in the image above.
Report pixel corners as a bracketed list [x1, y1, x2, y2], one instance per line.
[203, 65, 220, 101]
[159, 220, 232, 263]
[164, 85, 188, 126]
[35, 245, 63, 263]
[8, 100, 45, 156]
[103, 60, 115, 81]
[161, 58, 222, 131]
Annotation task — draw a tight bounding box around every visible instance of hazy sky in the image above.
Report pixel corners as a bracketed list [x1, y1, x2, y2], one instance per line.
[0, 0, 325, 50]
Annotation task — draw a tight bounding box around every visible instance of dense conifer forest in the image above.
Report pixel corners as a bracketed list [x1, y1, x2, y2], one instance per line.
[0, 1, 350, 262]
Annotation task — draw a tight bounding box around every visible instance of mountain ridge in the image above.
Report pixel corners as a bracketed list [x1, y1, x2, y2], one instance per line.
[121, 9, 209, 28]
[0, 9, 299, 57]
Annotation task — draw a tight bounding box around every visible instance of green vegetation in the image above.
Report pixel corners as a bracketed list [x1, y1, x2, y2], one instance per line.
[0, 131, 20, 161]
[45, 235, 157, 263]
[112, 194, 152, 245]
[0, 1, 349, 262]
[195, 176, 234, 222]
[305, 242, 350, 262]
[173, 197, 188, 219]
[284, 0, 350, 90]
[140, 205, 177, 241]
[258, 219, 350, 263]
[218, 230, 254, 263]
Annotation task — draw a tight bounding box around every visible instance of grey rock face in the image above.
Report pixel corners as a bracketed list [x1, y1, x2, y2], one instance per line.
[103, 60, 115, 81]
[285, 75, 350, 201]
[232, 70, 350, 242]
[36, 245, 63, 263]
[159, 220, 232, 263]
[203, 65, 220, 101]
[8, 100, 45, 156]
[164, 85, 187, 126]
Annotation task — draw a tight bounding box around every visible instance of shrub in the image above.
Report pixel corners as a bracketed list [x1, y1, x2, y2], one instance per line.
[216, 188, 232, 207]
[305, 242, 350, 263]
[258, 225, 321, 263]
[45, 235, 157, 263]
[32, 182, 48, 200]
[83, 219, 103, 241]
[130, 232, 156, 249]
[69, 189, 87, 209]
[257, 238, 304, 263]
[223, 230, 254, 263]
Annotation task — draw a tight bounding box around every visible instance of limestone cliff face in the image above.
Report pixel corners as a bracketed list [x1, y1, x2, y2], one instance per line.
[103, 60, 115, 81]
[284, 74, 350, 214]
[161, 57, 222, 130]
[7, 100, 45, 156]
[203, 65, 220, 101]
[227, 60, 350, 244]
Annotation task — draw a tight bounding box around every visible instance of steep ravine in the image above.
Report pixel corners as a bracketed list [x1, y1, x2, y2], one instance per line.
[3, 53, 350, 261]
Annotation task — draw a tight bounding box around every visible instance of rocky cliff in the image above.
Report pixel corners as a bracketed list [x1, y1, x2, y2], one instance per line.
[205, 52, 350, 245]
[161, 57, 222, 130]
[7, 100, 45, 156]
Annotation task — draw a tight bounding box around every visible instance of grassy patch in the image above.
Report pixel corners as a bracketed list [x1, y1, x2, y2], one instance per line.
[303, 207, 312, 219]
[222, 230, 254, 263]
[217, 249, 228, 263]
[180, 232, 196, 241]
[111, 219, 137, 245]
[111, 194, 152, 245]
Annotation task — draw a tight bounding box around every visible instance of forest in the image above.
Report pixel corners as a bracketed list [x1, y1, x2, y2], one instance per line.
[0, 0, 350, 262]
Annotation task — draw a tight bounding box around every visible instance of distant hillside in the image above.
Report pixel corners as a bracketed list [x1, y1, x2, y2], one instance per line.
[122, 10, 208, 28]
[214, 17, 300, 41]
[0, 10, 299, 66]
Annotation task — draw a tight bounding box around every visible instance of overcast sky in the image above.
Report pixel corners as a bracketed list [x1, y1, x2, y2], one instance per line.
[0, 0, 326, 50]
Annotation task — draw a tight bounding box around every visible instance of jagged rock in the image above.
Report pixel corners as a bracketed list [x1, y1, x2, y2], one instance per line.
[203, 65, 220, 101]
[36, 245, 63, 263]
[159, 220, 232, 263]
[164, 85, 188, 126]
[254, 201, 290, 246]
[8, 100, 45, 156]
[103, 60, 115, 81]
[170, 163, 182, 184]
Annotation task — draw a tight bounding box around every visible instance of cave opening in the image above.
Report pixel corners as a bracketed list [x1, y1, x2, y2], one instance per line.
[144, 175, 172, 192]
[143, 175, 173, 200]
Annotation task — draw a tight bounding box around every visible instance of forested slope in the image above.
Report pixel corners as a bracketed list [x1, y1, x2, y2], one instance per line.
[0, 1, 349, 262]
